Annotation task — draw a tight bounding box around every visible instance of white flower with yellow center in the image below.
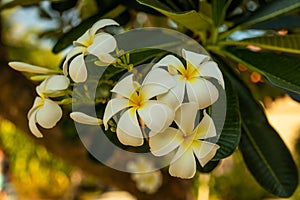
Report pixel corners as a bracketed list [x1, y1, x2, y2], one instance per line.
[103, 68, 176, 146]
[63, 19, 119, 83]
[153, 49, 225, 109]
[149, 102, 219, 179]
[27, 97, 63, 138]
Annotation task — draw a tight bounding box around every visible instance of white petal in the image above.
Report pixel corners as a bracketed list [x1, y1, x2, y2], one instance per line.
[116, 108, 144, 146]
[69, 54, 87, 83]
[97, 53, 116, 64]
[152, 55, 184, 73]
[186, 78, 219, 109]
[37, 75, 69, 95]
[199, 61, 225, 89]
[63, 46, 86, 76]
[149, 127, 182, 156]
[8, 62, 56, 74]
[74, 30, 91, 47]
[194, 110, 217, 139]
[138, 101, 174, 133]
[87, 33, 117, 57]
[36, 98, 62, 129]
[28, 109, 43, 138]
[103, 98, 129, 130]
[27, 97, 42, 119]
[182, 49, 209, 68]
[90, 19, 119, 36]
[143, 68, 175, 88]
[174, 103, 198, 134]
[157, 75, 185, 109]
[111, 74, 139, 99]
[70, 112, 102, 125]
[192, 140, 219, 167]
[169, 147, 196, 179]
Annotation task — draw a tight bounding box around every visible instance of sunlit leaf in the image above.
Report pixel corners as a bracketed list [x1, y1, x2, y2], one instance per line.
[137, 0, 212, 31]
[222, 35, 300, 54]
[224, 47, 300, 93]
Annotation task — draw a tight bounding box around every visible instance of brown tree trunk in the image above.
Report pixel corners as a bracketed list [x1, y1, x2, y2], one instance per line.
[0, 21, 192, 200]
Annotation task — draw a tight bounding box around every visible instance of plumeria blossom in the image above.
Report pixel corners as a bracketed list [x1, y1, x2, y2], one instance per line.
[8, 62, 58, 74]
[153, 49, 224, 109]
[127, 157, 163, 194]
[36, 75, 70, 97]
[149, 103, 220, 179]
[27, 97, 63, 138]
[63, 19, 119, 83]
[103, 68, 176, 146]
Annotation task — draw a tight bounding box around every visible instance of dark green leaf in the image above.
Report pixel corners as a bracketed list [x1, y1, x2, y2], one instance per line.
[213, 62, 241, 160]
[197, 160, 220, 173]
[222, 34, 300, 54]
[52, 5, 126, 53]
[251, 14, 300, 30]
[224, 47, 300, 93]
[239, 0, 300, 28]
[228, 68, 298, 197]
[137, 0, 212, 32]
[212, 0, 230, 27]
[51, 0, 78, 12]
[0, 0, 64, 11]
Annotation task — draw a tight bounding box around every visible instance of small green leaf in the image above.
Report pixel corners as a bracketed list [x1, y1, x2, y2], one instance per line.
[239, 0, 300, 28]
[222, 34, 300, 54]
[213, 65, 241, 160]
[224, 47, 300, 93]
[137, 0, 212, 32]
[0, 0, 64, 10]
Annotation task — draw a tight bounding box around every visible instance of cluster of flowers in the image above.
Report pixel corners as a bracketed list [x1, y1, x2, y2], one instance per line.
[8, 19, 119, 137]
[8, 18, 225, 192]
[100, 47, 224, 179]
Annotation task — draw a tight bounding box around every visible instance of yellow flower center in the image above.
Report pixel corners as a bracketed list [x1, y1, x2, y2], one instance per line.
[177, 62, 199, 82]
[129, 91, 145, 110]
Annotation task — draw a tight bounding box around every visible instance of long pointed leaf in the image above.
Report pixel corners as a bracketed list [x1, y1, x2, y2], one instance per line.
[137, 0, 212, 31]
[212, 0, 232, 27]
[222, 35, 300, 54]
[228, 67, 298, 197]
[239, 0, 300, 28]
[224, 47, 300, 93]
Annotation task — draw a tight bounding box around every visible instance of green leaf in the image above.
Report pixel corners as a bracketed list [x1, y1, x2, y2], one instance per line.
[239, 0, 300, 28]
[0, 0, 64, 10]
[52, 5, 126, 53]
[213, 64, 241, 160]
[222, 34, 300, 54]
[231, 71, 298, 197]
[137, 0, 212, 32]
[224, 47, 300, 93]
[212, 0, 231, 27]
[251, 14, 300, 30]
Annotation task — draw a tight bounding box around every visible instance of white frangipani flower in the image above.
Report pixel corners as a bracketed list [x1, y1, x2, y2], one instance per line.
[127, 157, 163, 194]
[153, 49, 224, 109]
[63, 19, 119, 83]
[8, 62, 58, 74]
[103, 68, 176, 146]
[36, 75, 70, 97]
[149, 103, 219, 179]
[27, 97, 63, 137]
